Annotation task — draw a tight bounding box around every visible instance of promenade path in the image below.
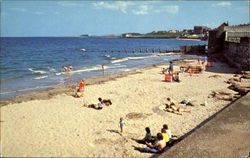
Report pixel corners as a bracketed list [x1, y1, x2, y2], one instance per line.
[153, 92, 250, 158]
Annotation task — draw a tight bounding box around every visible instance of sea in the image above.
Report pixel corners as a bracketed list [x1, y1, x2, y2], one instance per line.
[0, 37, 207, 100]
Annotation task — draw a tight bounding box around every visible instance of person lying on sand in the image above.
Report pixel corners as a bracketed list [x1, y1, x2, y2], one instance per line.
[102, 99, 112, 106]
[134, 133, 166, 153]
[164, 97, 191, 115]
[88, 98, 104, 110]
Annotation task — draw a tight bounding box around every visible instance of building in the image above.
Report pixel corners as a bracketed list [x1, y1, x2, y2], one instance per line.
[168, 30, 179, 33]
[194, 26, 210, 35]
[122, 33, 141, 38]
[208, 23, 250, 70]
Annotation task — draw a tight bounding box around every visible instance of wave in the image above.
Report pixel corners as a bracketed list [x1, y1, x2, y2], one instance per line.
[111, 56, 153, 64]
[111, 58, 129, 64]
[33, 76, 49, 80]
[104, 54, 111, 58]
[48, 67, 57, 73]
[55, 72, 62, 76]
[28, 68, 47, 75]
[72, 65, 110, 73]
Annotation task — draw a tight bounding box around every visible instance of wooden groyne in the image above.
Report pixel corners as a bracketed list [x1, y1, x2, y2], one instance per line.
[83, 44, 207, 55]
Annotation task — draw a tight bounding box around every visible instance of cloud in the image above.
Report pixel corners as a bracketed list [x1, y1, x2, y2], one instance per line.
[58, 2, 84, 7]
[53, 11, 60, 15]
[11, 8, 27, 12]
[212, 1, 232, 7]
[155, 5, 179, 14]
[35, 11, 45, 15]
[202, 22, 217, 28]
[92, 1, 179, 15]
[132, 5, 151, 15]
[93, 1, 134, 13]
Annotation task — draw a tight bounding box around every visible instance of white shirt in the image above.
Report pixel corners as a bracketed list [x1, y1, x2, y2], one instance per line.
[166, 129, 172, 139]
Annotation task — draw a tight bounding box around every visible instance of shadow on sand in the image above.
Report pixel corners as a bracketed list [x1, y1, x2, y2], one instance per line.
[106, 129, 121, 136]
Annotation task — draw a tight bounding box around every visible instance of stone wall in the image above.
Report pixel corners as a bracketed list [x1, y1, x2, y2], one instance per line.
[180, 45, 206, 54]
[223, 41, 250, 70]
[208, 30, 225, 55]
[208, 25, 250, 70]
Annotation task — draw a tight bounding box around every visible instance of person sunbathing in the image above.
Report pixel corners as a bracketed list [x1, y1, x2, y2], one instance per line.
[102, 99, 112, 106]
[164, 98, 191, 115]
[88, 98, 105, 110]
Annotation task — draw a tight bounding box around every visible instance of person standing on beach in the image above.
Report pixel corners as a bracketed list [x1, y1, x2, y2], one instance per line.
[168, 61, 174, 74]
[119, 117, 125, 135]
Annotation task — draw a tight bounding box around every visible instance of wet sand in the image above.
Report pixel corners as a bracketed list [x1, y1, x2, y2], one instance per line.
[1, 59, 249, 157]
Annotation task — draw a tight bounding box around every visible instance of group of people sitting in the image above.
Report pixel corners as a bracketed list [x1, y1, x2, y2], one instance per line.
[164, 97, 191, 115]
[88, 97, 112, 110]
[134, 124, 174, 153]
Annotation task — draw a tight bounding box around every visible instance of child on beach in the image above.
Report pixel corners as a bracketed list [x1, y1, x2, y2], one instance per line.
[119, 117, 125, 134]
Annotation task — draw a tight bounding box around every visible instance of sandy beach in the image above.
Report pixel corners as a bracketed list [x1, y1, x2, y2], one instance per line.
[1, 59, 249, 157]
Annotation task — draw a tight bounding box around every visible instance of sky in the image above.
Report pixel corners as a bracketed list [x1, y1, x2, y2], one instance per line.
[1, 0, 249, 37]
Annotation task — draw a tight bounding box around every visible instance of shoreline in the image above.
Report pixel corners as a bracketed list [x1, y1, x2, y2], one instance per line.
[0, 53, 206, 106]
[0, 52, 197, 102]
[0, 64, 164, 107]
